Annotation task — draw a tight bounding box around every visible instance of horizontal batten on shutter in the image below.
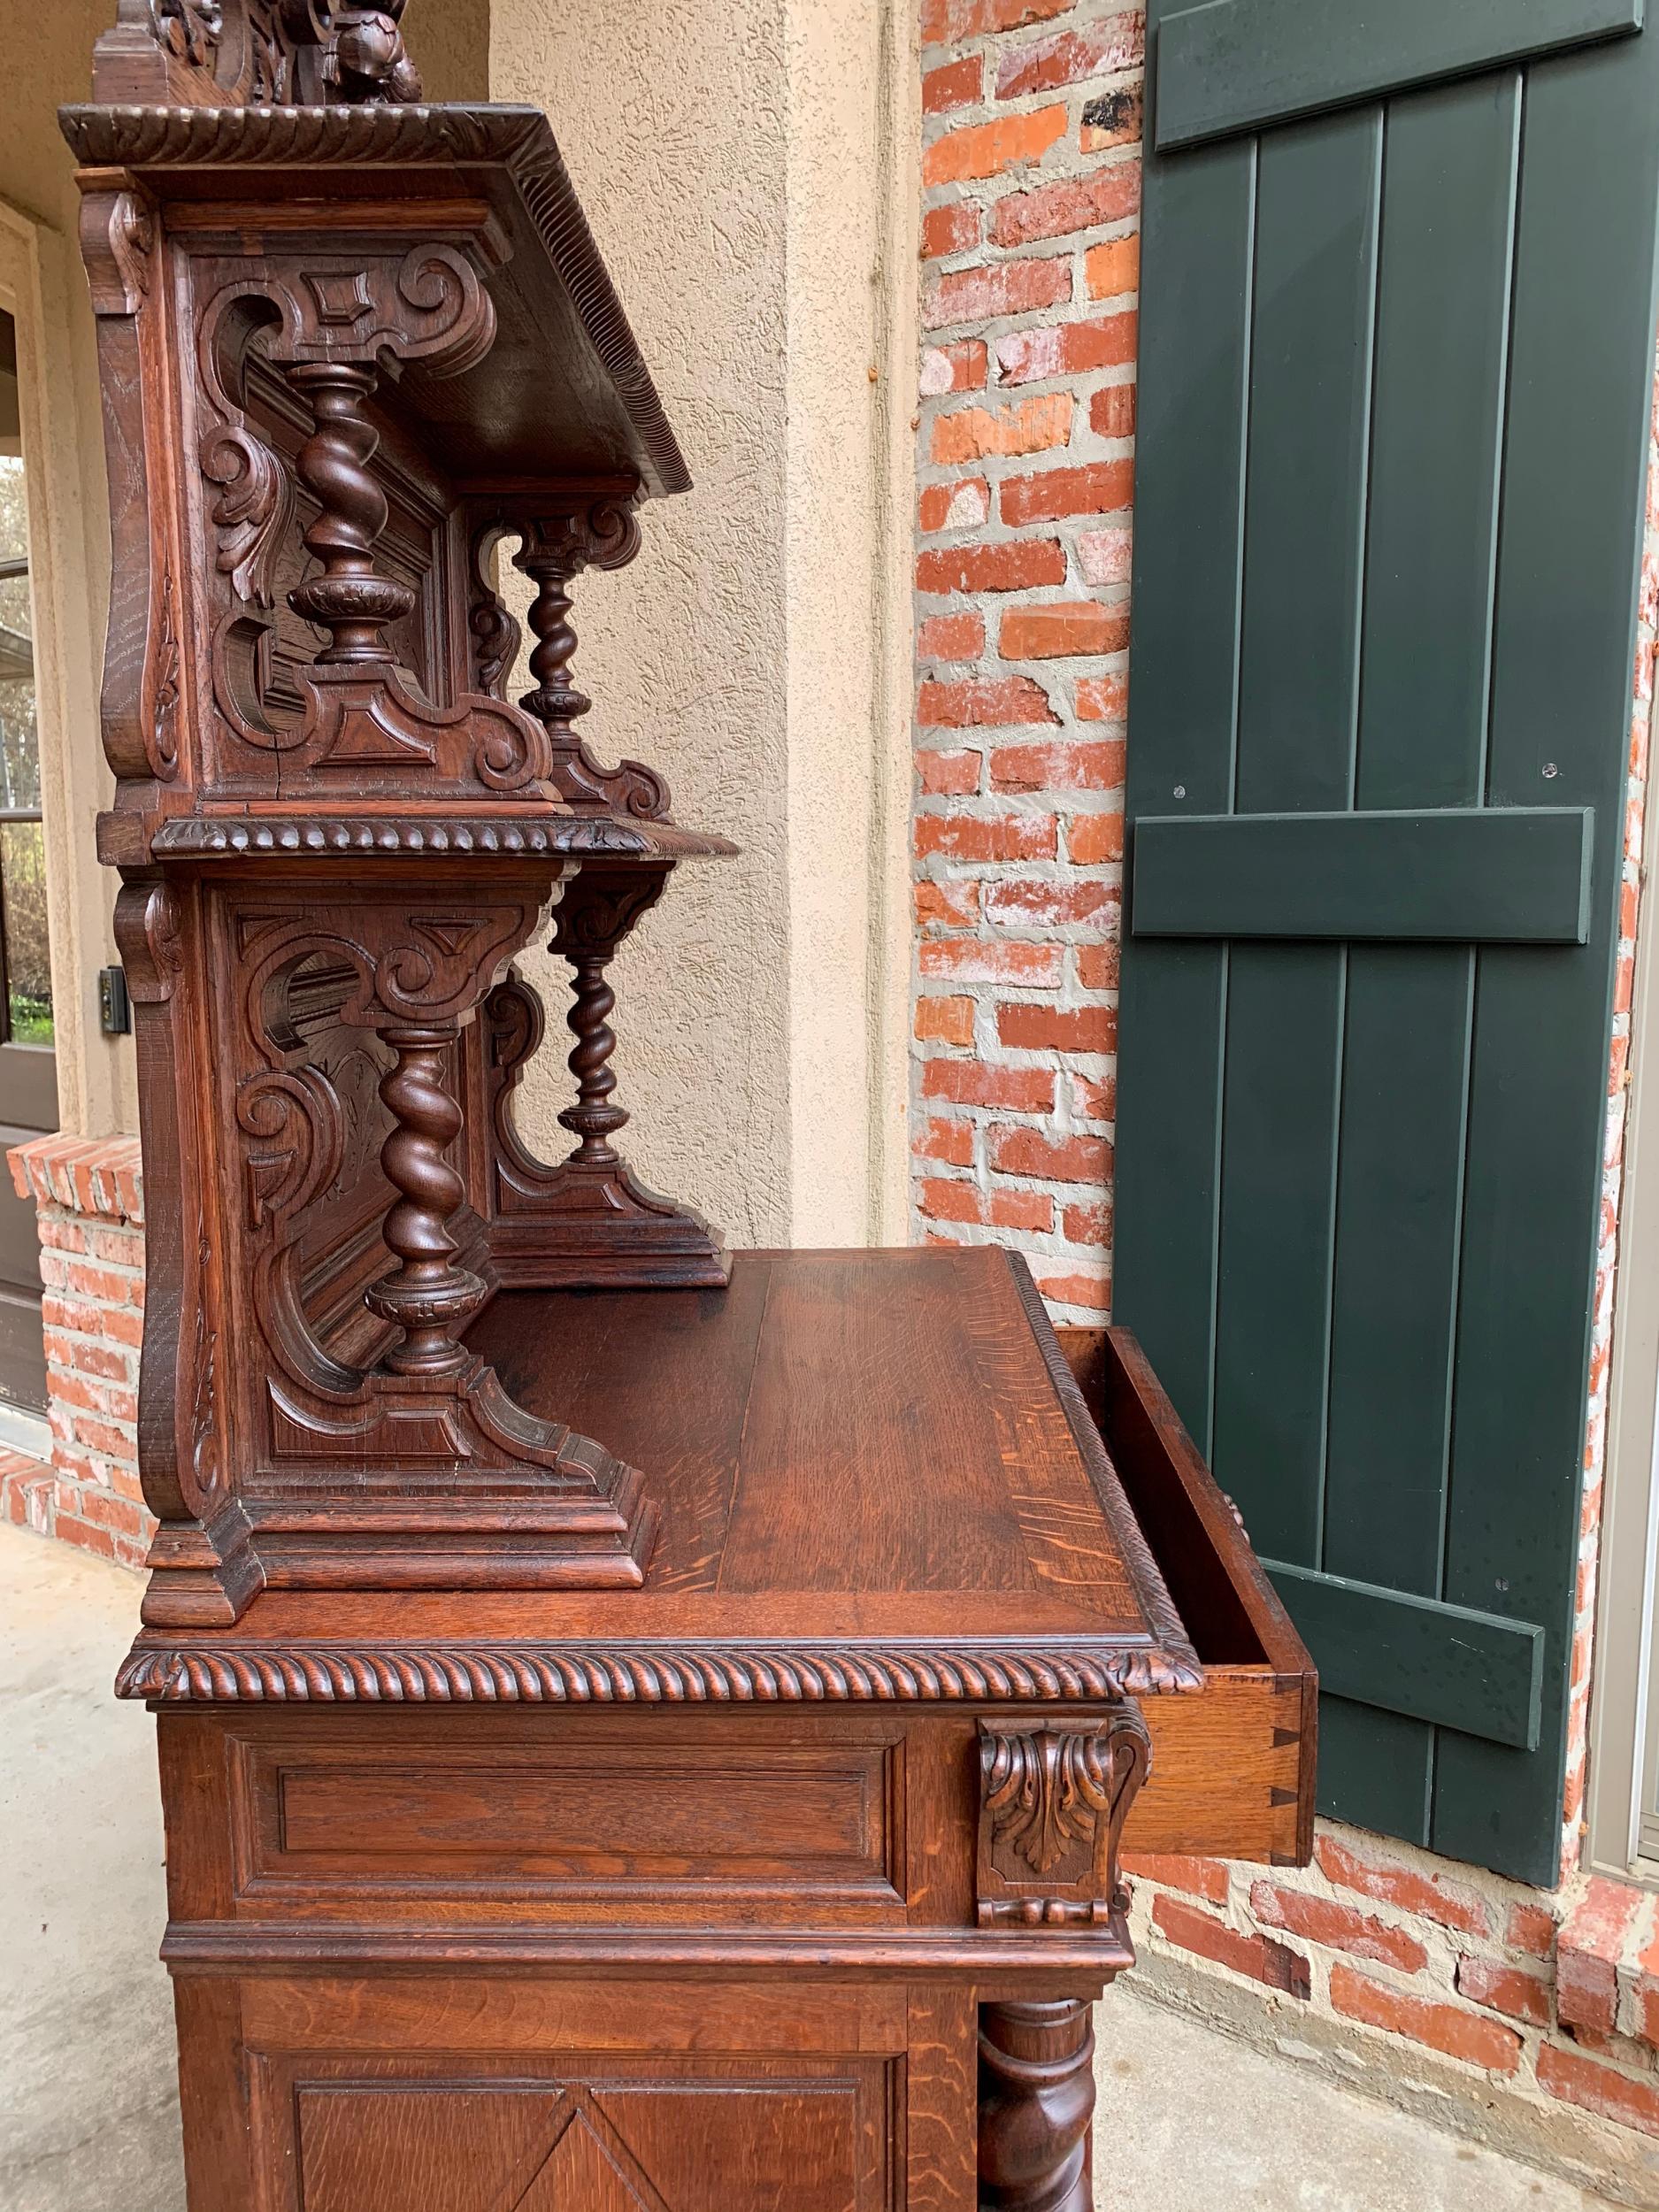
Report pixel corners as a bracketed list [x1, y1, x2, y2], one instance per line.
[1155, 0, 1642, 152]
[1263, 1561, 1546, 1751]
[1130, 808, 1593, 942]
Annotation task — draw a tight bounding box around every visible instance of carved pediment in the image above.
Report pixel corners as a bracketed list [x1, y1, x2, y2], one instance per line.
[94, 0, 423, 111]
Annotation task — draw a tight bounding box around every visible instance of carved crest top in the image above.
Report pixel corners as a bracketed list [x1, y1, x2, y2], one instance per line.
[91, 1, 424, 111]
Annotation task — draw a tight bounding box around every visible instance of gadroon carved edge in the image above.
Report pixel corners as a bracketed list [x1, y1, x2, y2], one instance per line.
[116, 1638, 1208, 1704]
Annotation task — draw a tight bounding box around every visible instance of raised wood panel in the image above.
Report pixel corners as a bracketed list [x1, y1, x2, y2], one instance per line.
[242, 1738, 902, 1899]
[288, 2074, 886, 2212]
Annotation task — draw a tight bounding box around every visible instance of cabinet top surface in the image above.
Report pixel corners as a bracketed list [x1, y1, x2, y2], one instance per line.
[119, 1249, 1204, 1705]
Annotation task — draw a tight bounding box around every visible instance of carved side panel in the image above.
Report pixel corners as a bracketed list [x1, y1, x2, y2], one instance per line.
[975, 1709, 1149, 1930]
[81, 186, 183, 787]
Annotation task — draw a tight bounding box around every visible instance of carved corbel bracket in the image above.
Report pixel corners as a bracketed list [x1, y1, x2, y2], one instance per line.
[975, 1708, 1150, 1932]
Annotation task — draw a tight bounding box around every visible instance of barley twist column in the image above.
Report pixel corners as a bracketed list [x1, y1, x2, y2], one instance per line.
[365, 1025, 485, 1376]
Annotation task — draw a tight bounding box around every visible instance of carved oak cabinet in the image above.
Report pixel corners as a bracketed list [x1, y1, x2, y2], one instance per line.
[74, 9, 1316, 2208]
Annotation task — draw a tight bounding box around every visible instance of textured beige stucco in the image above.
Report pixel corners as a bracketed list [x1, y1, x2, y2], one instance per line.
[492, 0, 916, 1247]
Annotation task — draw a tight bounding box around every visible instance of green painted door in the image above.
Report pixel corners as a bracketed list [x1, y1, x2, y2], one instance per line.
[1117, 0, 1659, 1884]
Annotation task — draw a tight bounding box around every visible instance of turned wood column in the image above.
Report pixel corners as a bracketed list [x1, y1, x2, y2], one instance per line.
[978, 1999, 1094, 2212]
[365, 1022, 485, 1376]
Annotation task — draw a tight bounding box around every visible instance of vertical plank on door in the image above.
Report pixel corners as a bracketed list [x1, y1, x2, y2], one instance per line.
[1210, 113, 1380, 1563]
[1437, 32, 1659, 1876]
[1318, 74, 1521, 1841]
[1115, 137, 1257, 1457]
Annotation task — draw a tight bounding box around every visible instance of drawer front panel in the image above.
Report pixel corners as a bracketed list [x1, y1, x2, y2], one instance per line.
[234, 1731, 906, 1915]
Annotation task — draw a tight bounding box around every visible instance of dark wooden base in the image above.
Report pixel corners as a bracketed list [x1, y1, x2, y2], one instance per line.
[979, 2000, 1095, 2212]
[488, 1156, 731, 1289]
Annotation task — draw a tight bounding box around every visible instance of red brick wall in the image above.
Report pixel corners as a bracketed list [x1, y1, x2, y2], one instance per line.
[4, 1135, 149, 1569]
[912, 0, 1142, 1321]
[910, 0, 1659, 2178]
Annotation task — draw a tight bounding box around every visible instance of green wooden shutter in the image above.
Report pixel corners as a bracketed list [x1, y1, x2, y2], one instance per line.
[1116, 0, 1659, 1884]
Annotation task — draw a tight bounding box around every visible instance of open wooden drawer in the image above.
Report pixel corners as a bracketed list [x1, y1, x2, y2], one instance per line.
[1060, 1325, 1317, 1869]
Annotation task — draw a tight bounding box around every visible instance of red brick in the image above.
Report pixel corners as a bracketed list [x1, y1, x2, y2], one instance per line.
[1000, 602, 1129, 661]
[916, 879, 980, 929]
[923, 1058, 1056, 1114]
[1506, 1902, 1558, 1959]
[933, 393, 1073, 464]
[1076, 942, 1119, 991]
[1079, 522, 1133, 584]
[1538, 2044, 1659, 2139]
[995, 17, 1144, 98]
[75, 1487, 147, 1540]
[1330, 1965, 1521, 2073]
[918, 478, 992, 534]
[917, 744, 982, 795]
[991, 1127, 1110, 1184]
[1123, 1852, 1229, 1908]
[1249, 1884, 1429, 1974]
[65, 1262, 143, 1310]
[922, 52, 982, 115]
[1067, 811, 1125, 864]
[1077, 672, 1128, 721]
[921, 939, 1064, 985]
[998, 1002, 1114, 1055]
[990, 164, 1141, 249]
[1153, 1895, 1311, 1997]
[73, 1414, 136, 1460]
[1002, 460, 1134, 526]
[984, 877, 1116, 930]
[1454, 1957, 1552, 2028]
[1559, 1876, 1642, 2033]
[920, 339, 990, 396]
[992, 740, 1124, 793]
[996, 312, 1137, 386]
[1081, 83, 1143, 152]
[1036, 1269, 1110, 1311]
[918, 539, 1067, 596]
[915, 810, 1055, 863]
[919, 676, 1057, 729]
[915, 995, 978, 1047]
[1316, 1834, 1492, 1939]
[55, 1514, 118, 1563]
[926, 254, 1071, 331]
[915, 1117, 975, 1169]
[924, 107, 1068, 189]
[918, 1177, 985, 1226]
[1064, 1195, 1112, 1244]
[918, 612, 986, 664]
[1085, 234, 1141, 303]
[923, 200, 983, 259]
[988, 1187, 1054, 1233]
[921, 0, 1072, 44]
[1090, 384, 1137, 439]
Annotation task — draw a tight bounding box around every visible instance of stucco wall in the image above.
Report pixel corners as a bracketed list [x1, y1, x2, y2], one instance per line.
[492, 0, 916, 1247]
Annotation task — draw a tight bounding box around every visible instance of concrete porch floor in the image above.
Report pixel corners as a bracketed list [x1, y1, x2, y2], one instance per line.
[0, 1522, 1624, 2212]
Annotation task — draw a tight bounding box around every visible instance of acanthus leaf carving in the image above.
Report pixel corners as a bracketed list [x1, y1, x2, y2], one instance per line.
[976, 1709, 1151, 1931]
[202, 426, 294, 611]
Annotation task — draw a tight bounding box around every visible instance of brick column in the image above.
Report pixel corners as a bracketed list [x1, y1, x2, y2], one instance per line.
[4, 1134, 148, 1568]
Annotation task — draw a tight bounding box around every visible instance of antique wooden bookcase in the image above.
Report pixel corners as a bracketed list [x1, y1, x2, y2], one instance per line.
[75, 8, 1316, 2208]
